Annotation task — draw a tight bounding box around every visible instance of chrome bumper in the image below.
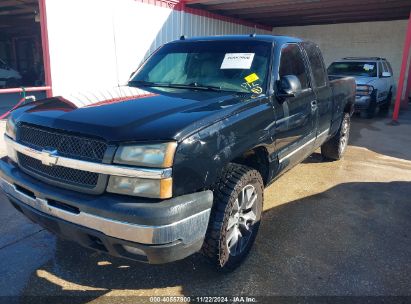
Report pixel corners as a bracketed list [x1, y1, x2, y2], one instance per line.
[0, 177, 211, 245]
[4, 135, 171, 179]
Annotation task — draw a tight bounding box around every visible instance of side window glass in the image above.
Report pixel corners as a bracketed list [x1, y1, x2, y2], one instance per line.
[279, 44, 310, 89]
[302, 43, 327, 87]
[384, 61, 393, 75]
[387, 62, 393, 75]
[378, 62, 383, 77]
[382, 61, 389, 73]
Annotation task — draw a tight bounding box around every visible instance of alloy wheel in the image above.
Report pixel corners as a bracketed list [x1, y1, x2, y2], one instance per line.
[226, 184, 258, 256]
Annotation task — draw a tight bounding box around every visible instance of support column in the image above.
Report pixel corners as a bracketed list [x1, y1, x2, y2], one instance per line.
[392, 11, 411, 122]
[38, 0, 53, 97]
[403, 49, 411, 108]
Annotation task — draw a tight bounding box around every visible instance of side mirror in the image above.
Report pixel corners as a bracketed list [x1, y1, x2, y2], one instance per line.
[277, 75, 302, 98]
[382, 72, 391, 78]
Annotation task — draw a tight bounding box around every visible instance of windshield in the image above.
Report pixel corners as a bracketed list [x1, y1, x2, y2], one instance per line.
[130, 40, 272, 94]
[328, 61, 377, 77]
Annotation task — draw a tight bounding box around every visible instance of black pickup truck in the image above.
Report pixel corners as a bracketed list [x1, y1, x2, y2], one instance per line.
[0, 35, 355, 271]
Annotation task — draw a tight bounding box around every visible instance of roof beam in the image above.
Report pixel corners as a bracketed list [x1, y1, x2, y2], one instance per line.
[0, 0, 36, 9]
[229, 1, 410, 18]
[268, 10, 411, 26]
[219, 0, 405, 17]
[272, 15, 408, 27]
[188, 0, 411, 27]
[196, 0, 323, 11]
[0, 7, 35, 16]
[258, 7, 409, 20]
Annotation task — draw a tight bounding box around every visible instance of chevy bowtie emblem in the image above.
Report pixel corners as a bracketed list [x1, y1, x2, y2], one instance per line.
[40, 149, 59, 166]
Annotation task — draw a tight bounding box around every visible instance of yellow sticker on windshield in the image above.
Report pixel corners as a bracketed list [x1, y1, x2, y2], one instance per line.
[245, 73, 259, 84]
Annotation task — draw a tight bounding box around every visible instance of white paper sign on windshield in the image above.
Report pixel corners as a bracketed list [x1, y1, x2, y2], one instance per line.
[220, 53, 255, 69]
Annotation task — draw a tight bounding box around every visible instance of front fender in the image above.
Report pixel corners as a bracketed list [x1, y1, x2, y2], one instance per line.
[172, 98, 274, 197]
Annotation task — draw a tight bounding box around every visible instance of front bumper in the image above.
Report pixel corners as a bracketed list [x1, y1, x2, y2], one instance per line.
[354, 95, 372, 111]
[0, 157, 213, 264]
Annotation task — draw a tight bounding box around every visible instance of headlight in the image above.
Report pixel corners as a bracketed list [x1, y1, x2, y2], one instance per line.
[5, 118, 17, 163]
[356, 85, 374, 96]
[110, 142, 177, 198]
[114, 142, 177, 168]
[107, 176, 172, 199]
[5, 118, 16, 140]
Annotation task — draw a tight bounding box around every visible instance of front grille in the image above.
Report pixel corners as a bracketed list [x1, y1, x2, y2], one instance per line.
[18, 153, 99, 188]
[16, 124, 108, 191]
[18, 124, 107, 162]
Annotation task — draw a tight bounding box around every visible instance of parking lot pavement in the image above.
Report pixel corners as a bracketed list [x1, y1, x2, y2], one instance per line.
[0, 112, 410, 302]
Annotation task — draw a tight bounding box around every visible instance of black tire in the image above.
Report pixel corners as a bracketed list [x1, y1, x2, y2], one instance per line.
[379, 90, 392, 113]
[321, 112, 350, 161]
[202, 163, 264, 272]
[360, 90, 378, 119]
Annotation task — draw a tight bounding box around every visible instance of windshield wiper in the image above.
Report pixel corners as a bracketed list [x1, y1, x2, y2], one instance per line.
[129, 80, 170, 87]
[168, 83, 223, 91]
[130, 80, 238, 92]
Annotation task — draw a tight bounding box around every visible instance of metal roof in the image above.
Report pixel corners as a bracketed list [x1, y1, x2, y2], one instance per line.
[185, 0, 411, 27]
[0, 0, 39, 37]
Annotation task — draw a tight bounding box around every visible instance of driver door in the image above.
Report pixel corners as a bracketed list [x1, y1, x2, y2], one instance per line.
[274, 43, 318, 166]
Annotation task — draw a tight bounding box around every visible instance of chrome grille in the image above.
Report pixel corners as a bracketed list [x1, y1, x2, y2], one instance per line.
[18, 153, 99, 188]
[16, 124, 107, 191]
[18, 124, 107, 162]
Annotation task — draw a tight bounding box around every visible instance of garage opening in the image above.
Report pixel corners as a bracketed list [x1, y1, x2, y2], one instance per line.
[0, 0, 50, 118]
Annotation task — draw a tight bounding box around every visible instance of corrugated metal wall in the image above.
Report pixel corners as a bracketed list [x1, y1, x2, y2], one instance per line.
[148, 10, 270, 59]
[46, 0, 271, 96]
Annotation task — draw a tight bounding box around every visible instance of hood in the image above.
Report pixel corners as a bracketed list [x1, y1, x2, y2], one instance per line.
[11, 85, 258, 143]
[353, 76, 376, 86]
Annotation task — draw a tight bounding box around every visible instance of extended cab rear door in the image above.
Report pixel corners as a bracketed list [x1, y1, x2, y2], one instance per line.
[301, 42, 332, 141]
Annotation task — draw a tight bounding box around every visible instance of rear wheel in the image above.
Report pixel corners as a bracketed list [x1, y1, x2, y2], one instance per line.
[321, 112, 350, 160]
[202, 163, 263, 272]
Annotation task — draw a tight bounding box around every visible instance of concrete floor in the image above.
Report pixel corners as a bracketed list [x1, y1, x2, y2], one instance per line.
[0, 111, 410, 302]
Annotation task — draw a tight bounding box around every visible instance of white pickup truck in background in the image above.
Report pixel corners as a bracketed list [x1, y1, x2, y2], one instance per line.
[0, 58, 21, 88]
[328, 57, 396, 118]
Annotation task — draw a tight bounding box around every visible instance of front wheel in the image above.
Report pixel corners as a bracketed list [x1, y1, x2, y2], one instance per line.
[321, 112, 350, 160]
[379, 91, 392, 114]
[202, 163, 263, 272]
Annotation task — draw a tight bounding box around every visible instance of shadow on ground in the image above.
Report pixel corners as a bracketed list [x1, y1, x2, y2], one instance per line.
[20, 181, 411, 301]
